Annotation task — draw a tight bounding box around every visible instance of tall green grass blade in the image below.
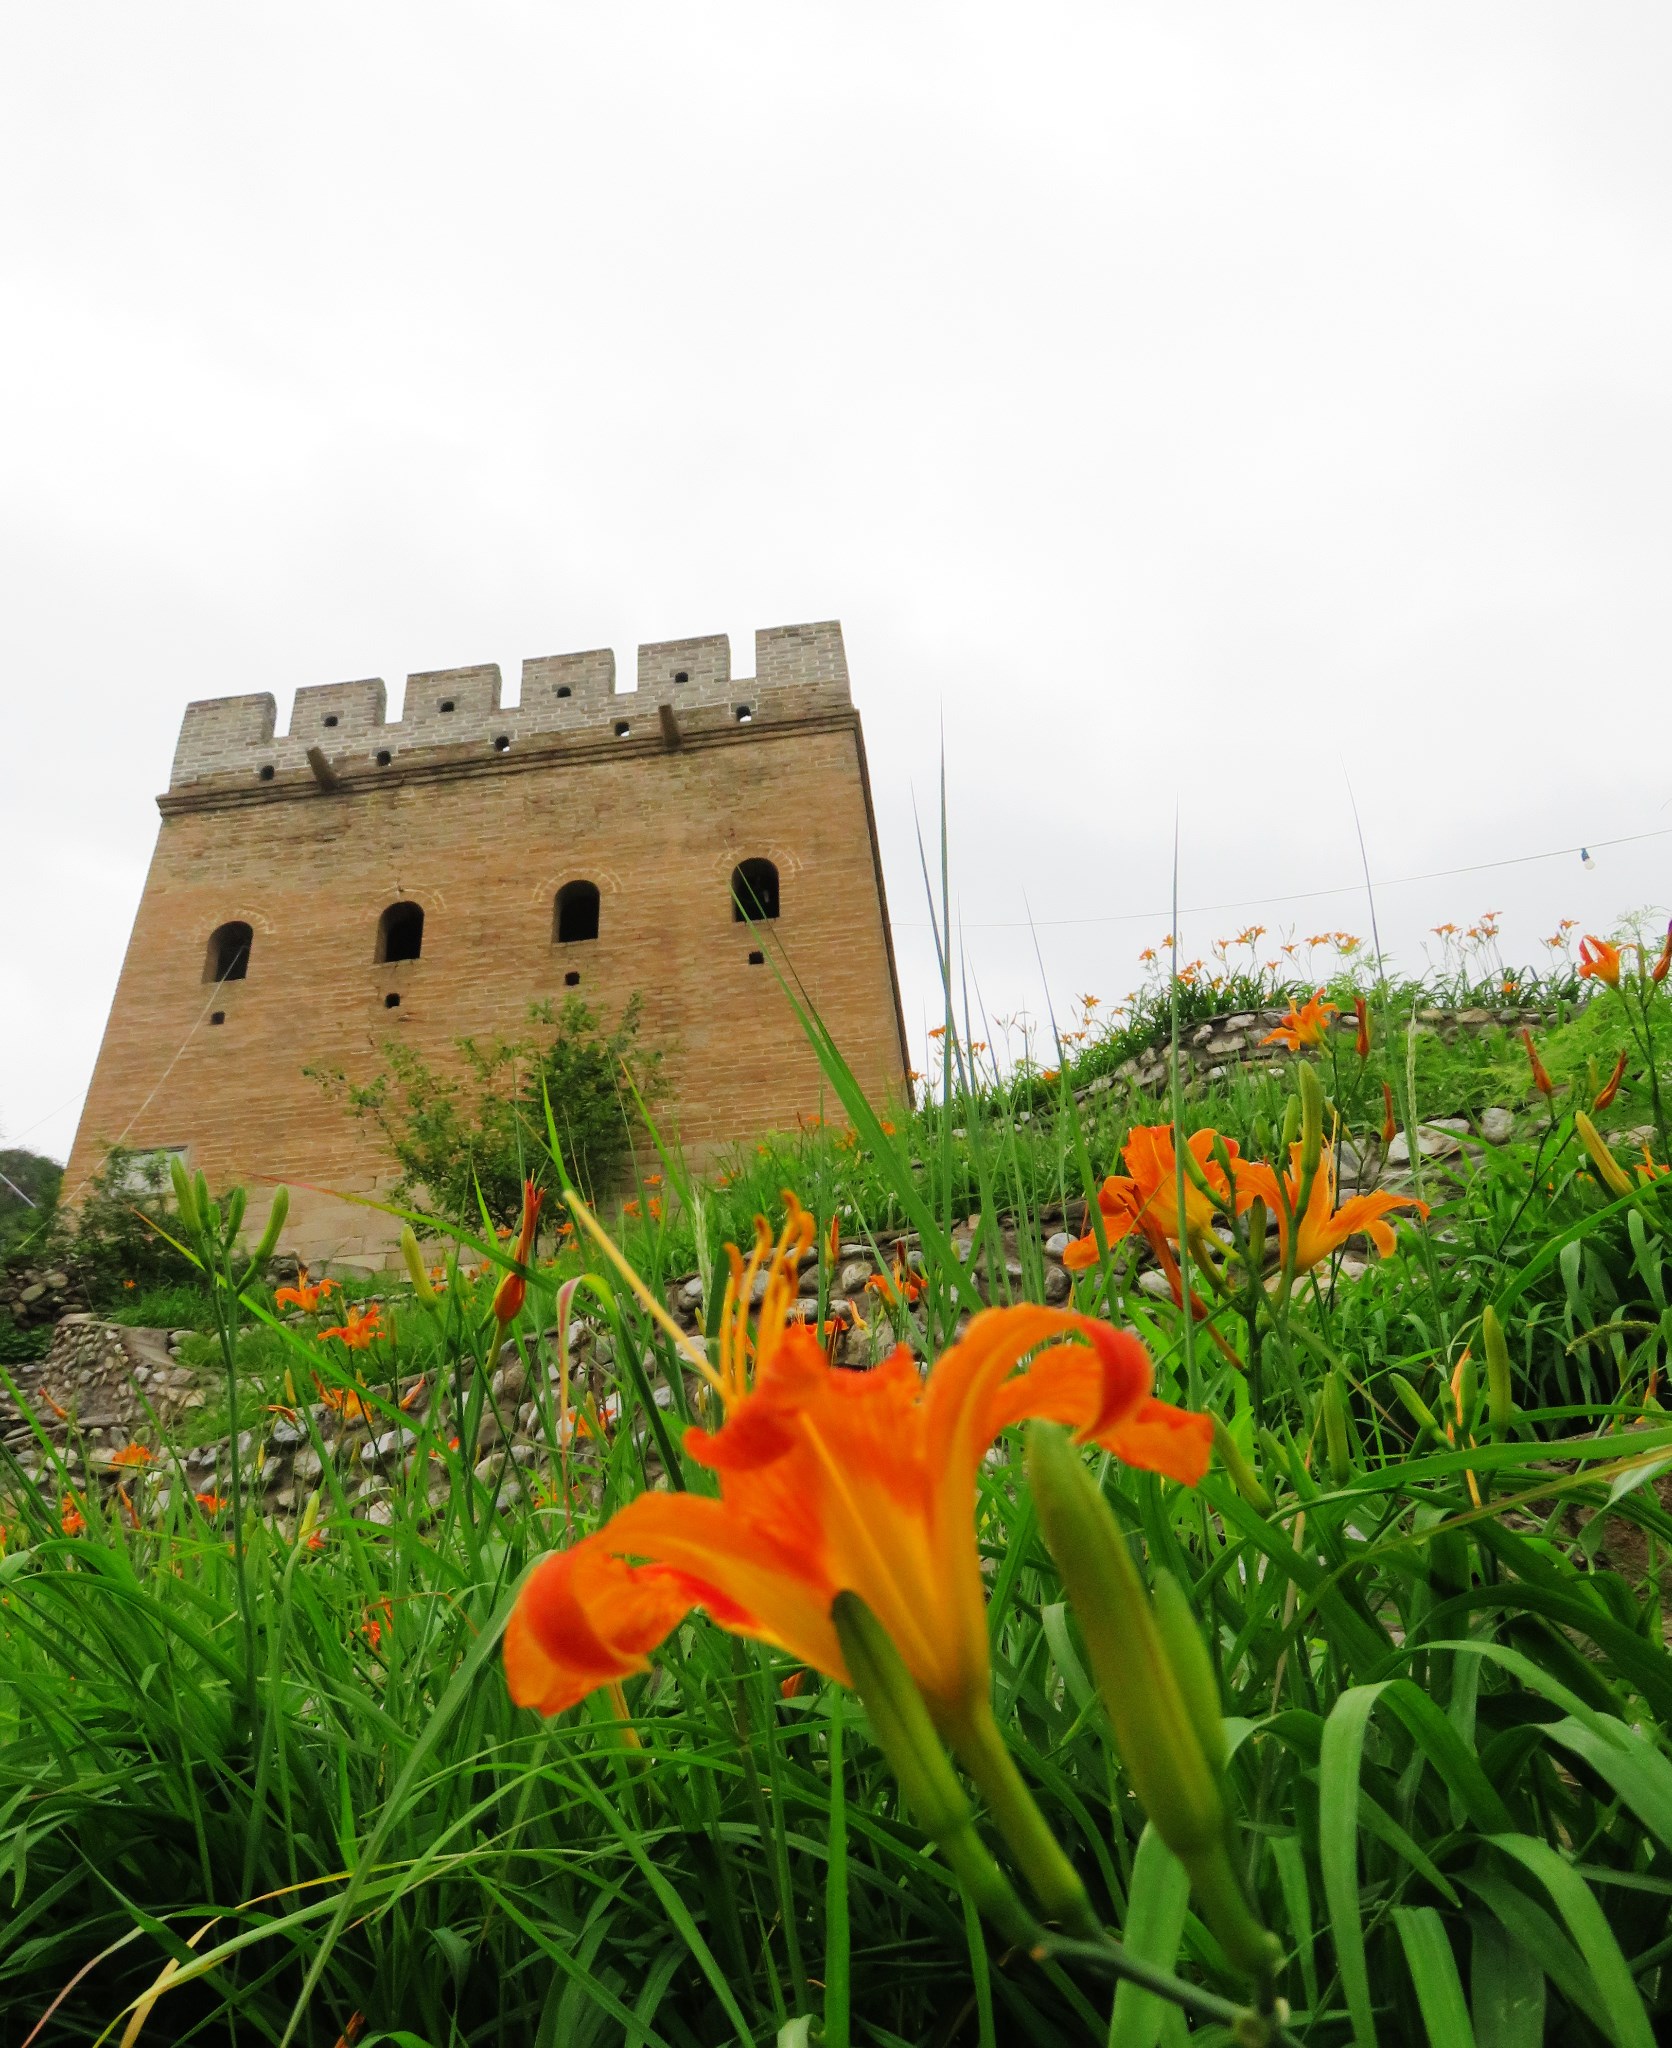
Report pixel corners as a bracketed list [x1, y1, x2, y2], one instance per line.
[1392, 1905, 1475, 2047]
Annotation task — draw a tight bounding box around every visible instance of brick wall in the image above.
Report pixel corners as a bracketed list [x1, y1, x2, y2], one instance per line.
[67, 622, 908, 1266]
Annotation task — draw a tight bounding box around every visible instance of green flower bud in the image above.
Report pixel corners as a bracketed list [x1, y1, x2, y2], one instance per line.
[400, 1225, 440, 1305]
[224, 1185, 247, 1246]
[1151, 1569, 1227, 1775]
[1212, 1417, 1274, 1515]
[237, 1187, 290, 1289]
[1388, 1372, 1441, 1442]
[1281, 1095, 1302, 1151]
[1027, 1423, 1280, 1984]
[1026, 1424, 1223, 1859]
[1482, 1305, 1514, 1433]
[1244, 1195, 1268, 1274]
[1321, 1368, 1351, 1486]
[170, 1154, 201, 1236]
[1455, 1349, 1478, 1436]
[831, 1592, 1038, 1950]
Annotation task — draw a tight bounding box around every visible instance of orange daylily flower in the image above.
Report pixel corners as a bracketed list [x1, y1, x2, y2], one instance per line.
[865, 1250, 927, 1306]
[195, 1491, 229, 1512]
[1593, 1051, 1629, 1112]
[505, 1199, 1211, 1726]
[1640, 1146, 1670, 1184]
[1578, 935, 1623, 988]
[275, 1266, 339, 1314]
[1235, 1143, 1428, 1273]
[318, 1302, 383, 1350]
[1380, 1081, 1397, 1145]
[1651, 924, 1672, 985]
[314, 1374, 380, 1425]
[109, 1442, 155, 1469]
[1262, 990, 1338, 1053]
[1353, 996, 1370, 1059]
[779, 1668, 809, 1700]
[1522, 1029, 1555, 1100]
[1061, 1124, 1241, 1273]
[493, 1179, 545, 1328]
[60, 1495, 85, 1536]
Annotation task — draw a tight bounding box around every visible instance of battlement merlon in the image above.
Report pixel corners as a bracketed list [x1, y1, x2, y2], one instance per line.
[167, 621, 852, 789]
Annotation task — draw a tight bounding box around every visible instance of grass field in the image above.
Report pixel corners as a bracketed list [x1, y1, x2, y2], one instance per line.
[5, 923, 1672, 2046]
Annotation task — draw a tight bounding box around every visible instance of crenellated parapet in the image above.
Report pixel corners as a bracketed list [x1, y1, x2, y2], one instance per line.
[168, 621, 851, 790]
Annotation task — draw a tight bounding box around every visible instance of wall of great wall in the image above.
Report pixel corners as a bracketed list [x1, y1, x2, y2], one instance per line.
[169, 623, 852, 789]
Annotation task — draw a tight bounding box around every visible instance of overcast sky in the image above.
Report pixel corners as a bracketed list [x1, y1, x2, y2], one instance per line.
[5, 2, 1670, 1163]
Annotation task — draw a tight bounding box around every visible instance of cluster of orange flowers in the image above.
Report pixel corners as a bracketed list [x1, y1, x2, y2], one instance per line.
[1057, 1121, 1425, 1295]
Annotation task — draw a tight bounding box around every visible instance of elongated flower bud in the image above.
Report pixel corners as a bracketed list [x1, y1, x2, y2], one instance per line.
[1482, 1305, 1514, 1433]
[224, 1185, 247, 1246]
[1576, 1110, 1634, 1197]
[1281, 1094, 1302, 1151]
[1298, 1063, 1325, 1181]
[1593, 1051, 1629, 1112]
[1389, 1372, 1441, 1441]
[1027, 1424, 1223, 1857]
[831, 1592, 1038, 1950]
[1452, 1349, 1477, 1435]
[1380, 1081, 1397, 1146]
[1354, 995, 1371, 1059]
[1026, 1424, 1280, 1985]
[249, 1187, 288, 1269]
[170, 1154, 201, 1237]
[1211, 1417, 1273, 1514]
[1652, 923, 1672, 985]
[400, 1226, 440, 1305]
[1151, 1570, 1226, 1775]
[493, 1178, 546, 1328]
[296, 1489, 321, 1548]
[1321, 1368, 1351, 1485]
[1522, 1029, 1555, 1100]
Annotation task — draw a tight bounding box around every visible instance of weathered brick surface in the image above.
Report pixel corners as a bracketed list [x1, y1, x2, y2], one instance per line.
[66, 623, 908, 1266]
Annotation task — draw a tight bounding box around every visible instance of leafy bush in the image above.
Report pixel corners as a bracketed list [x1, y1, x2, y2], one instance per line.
[0, 1146, 62, 1257]
[308, 994, 663, 1226]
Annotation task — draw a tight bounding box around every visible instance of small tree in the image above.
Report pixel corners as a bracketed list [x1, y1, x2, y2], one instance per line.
[309, 994, 661, 1227]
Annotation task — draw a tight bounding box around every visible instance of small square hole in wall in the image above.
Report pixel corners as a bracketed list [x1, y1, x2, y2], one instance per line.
[493, 734, 511, 752]
[556, 685, 572, 698]
[734, 705, 753, 723]
[748, 950, 765, 966]
[564, 970, 580, 987]
[438, 698, 455, 713]
[210, 1011, 226, 1026]
[376, 749, 392, 766]
[385, 992, 401, 1008]
[258, 764, 275, 781]
[614, 720, 631, 738]
[674, 669, 689, 683]
[323, 714, 339, 728]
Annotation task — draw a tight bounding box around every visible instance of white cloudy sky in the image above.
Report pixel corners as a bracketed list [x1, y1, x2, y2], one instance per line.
[4, 2, 1669, 1162]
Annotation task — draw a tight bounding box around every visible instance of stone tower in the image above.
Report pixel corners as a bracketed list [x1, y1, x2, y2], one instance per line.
[64, 621, 909, 1265]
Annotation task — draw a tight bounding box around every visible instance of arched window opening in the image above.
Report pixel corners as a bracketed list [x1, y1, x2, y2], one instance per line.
[205, 920, 253, 983]
[555, 880, 601, 945]
[731, 858, 780, 923]
[376, 901, 425, 963]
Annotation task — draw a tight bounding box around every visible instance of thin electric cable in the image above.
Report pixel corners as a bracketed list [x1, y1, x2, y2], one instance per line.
[894, 822, 1672, 932]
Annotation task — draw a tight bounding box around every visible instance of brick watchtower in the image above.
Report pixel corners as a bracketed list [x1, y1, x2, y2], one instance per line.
[63, 621, 909, 1266]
